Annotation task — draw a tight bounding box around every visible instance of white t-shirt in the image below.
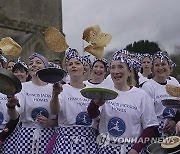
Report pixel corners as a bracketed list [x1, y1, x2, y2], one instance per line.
[58, 84, 96, 128]
[138, 72, 150, 85]
[0, 93, 9, 129]
[98, 86, 158, 140]
[142, 79, 179, 119]
[16, 81, 55, 128]
[168, 76, 179, 84]
[102, 74, 114, 89]
[83, 80, 107, 88]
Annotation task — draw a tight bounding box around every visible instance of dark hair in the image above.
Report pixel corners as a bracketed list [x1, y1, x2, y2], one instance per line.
[12, 63, 28, 73]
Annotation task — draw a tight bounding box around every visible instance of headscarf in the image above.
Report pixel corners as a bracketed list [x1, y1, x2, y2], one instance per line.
[111, 55, 133, 70]
[92, 57, 109, 69]
[153, 51, 176, 67]
[65, 48, 84, 65]
[29, 53, 49, 68]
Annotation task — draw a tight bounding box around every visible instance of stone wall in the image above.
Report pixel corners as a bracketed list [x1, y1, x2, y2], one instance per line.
[0, 0, 65, 67]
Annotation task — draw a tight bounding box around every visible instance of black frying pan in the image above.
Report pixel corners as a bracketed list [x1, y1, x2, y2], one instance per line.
[80, 87, 118, 100]
[0, 68, 22, 106]
[161, 99, 180, 109]
[36, 68, 66, 83]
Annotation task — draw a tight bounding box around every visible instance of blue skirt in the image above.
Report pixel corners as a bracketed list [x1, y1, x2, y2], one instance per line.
[52, 126, 98, 154]
[14, 127, 55, 154]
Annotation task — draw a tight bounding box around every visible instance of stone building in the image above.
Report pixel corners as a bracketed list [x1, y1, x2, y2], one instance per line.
[0, 0, 65, 67]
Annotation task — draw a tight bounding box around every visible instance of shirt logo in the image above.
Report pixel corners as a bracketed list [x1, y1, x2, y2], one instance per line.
[108, 117, 126, 137]
[163, 108, 176, 118]
[76, 112, 92, 126]
[31, 107, 49, 121]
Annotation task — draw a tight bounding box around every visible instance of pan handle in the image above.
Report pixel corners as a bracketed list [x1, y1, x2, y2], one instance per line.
[7, 95, 20, 107]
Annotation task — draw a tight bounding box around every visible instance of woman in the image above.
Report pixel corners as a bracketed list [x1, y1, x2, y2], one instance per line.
[0, 92, 11, 153]
[6, 60, 15, 72]
[103, 49, 129, 86]
[7, 53, 57, 154]
[88, 55, 159, 154]
[1, 57, 29, 153]
[12, 57, 29, 83]
[50, 49, 97, 154]
[84, 57, 109, 87]
[142, 51, 180, 137]
[82, 55, 92, 81]
[138, 53, 153, 86]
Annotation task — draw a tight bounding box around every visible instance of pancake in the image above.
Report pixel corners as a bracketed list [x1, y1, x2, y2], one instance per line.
[166, 84, 180, 97]
[161, 136, 180, 149]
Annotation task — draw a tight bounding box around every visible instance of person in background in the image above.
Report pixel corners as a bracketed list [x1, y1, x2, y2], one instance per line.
[84, 57, 109, 87]
[12, 57, 29, 83]
[142, 51, 180, 137]
[82, 55, 92, 81]
[0, 54, 7, 69]
[50, 48, 97, 154]
[138, 53, 153, 87]
[7, 60, 15, 72]
[127, 53, 142, 87]
[53, 58, 62, 68]
[0, 92, 14, 153]
[166, 59, 179, 84]
[88, 55, 159, 154]
[6, 52, 57, 154]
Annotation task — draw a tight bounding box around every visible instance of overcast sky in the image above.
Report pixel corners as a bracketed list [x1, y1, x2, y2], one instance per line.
[62, 0, 180, 55]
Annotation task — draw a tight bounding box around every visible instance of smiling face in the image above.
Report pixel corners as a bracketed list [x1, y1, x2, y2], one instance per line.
[14, 68, 28, 83]
[153, 58, 171, 81]
[66, 58, 84, 78]
[110, 60, 131, 87]
[28, 57, 46, 77]
[91, 61, 106, 82]
[7, 61, 15, 72]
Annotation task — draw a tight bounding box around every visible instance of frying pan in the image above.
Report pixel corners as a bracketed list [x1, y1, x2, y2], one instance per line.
[161, 99, 180, 109]
[0, 68, 22, 95]
[36, 68, 66, 83]
[0, 68, 22, 107]
[80, 87, 118, 100]
[147, 142, 180, 154]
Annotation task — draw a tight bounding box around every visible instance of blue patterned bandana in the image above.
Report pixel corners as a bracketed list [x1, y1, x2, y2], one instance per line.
[48, 62, 62, 69]
[92, 57, 109, 69]
[111, 55, 133, 70]
[0, 54, 7, 63]
[140, 53, 152, 62]
[153, 51, 176, 67]
[82, 55, 91, 67]
[65, 48, 84, 65]
[15, 57, 28, 69]
[112, 49, 129, 59]
[131, 59, 142, 72]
